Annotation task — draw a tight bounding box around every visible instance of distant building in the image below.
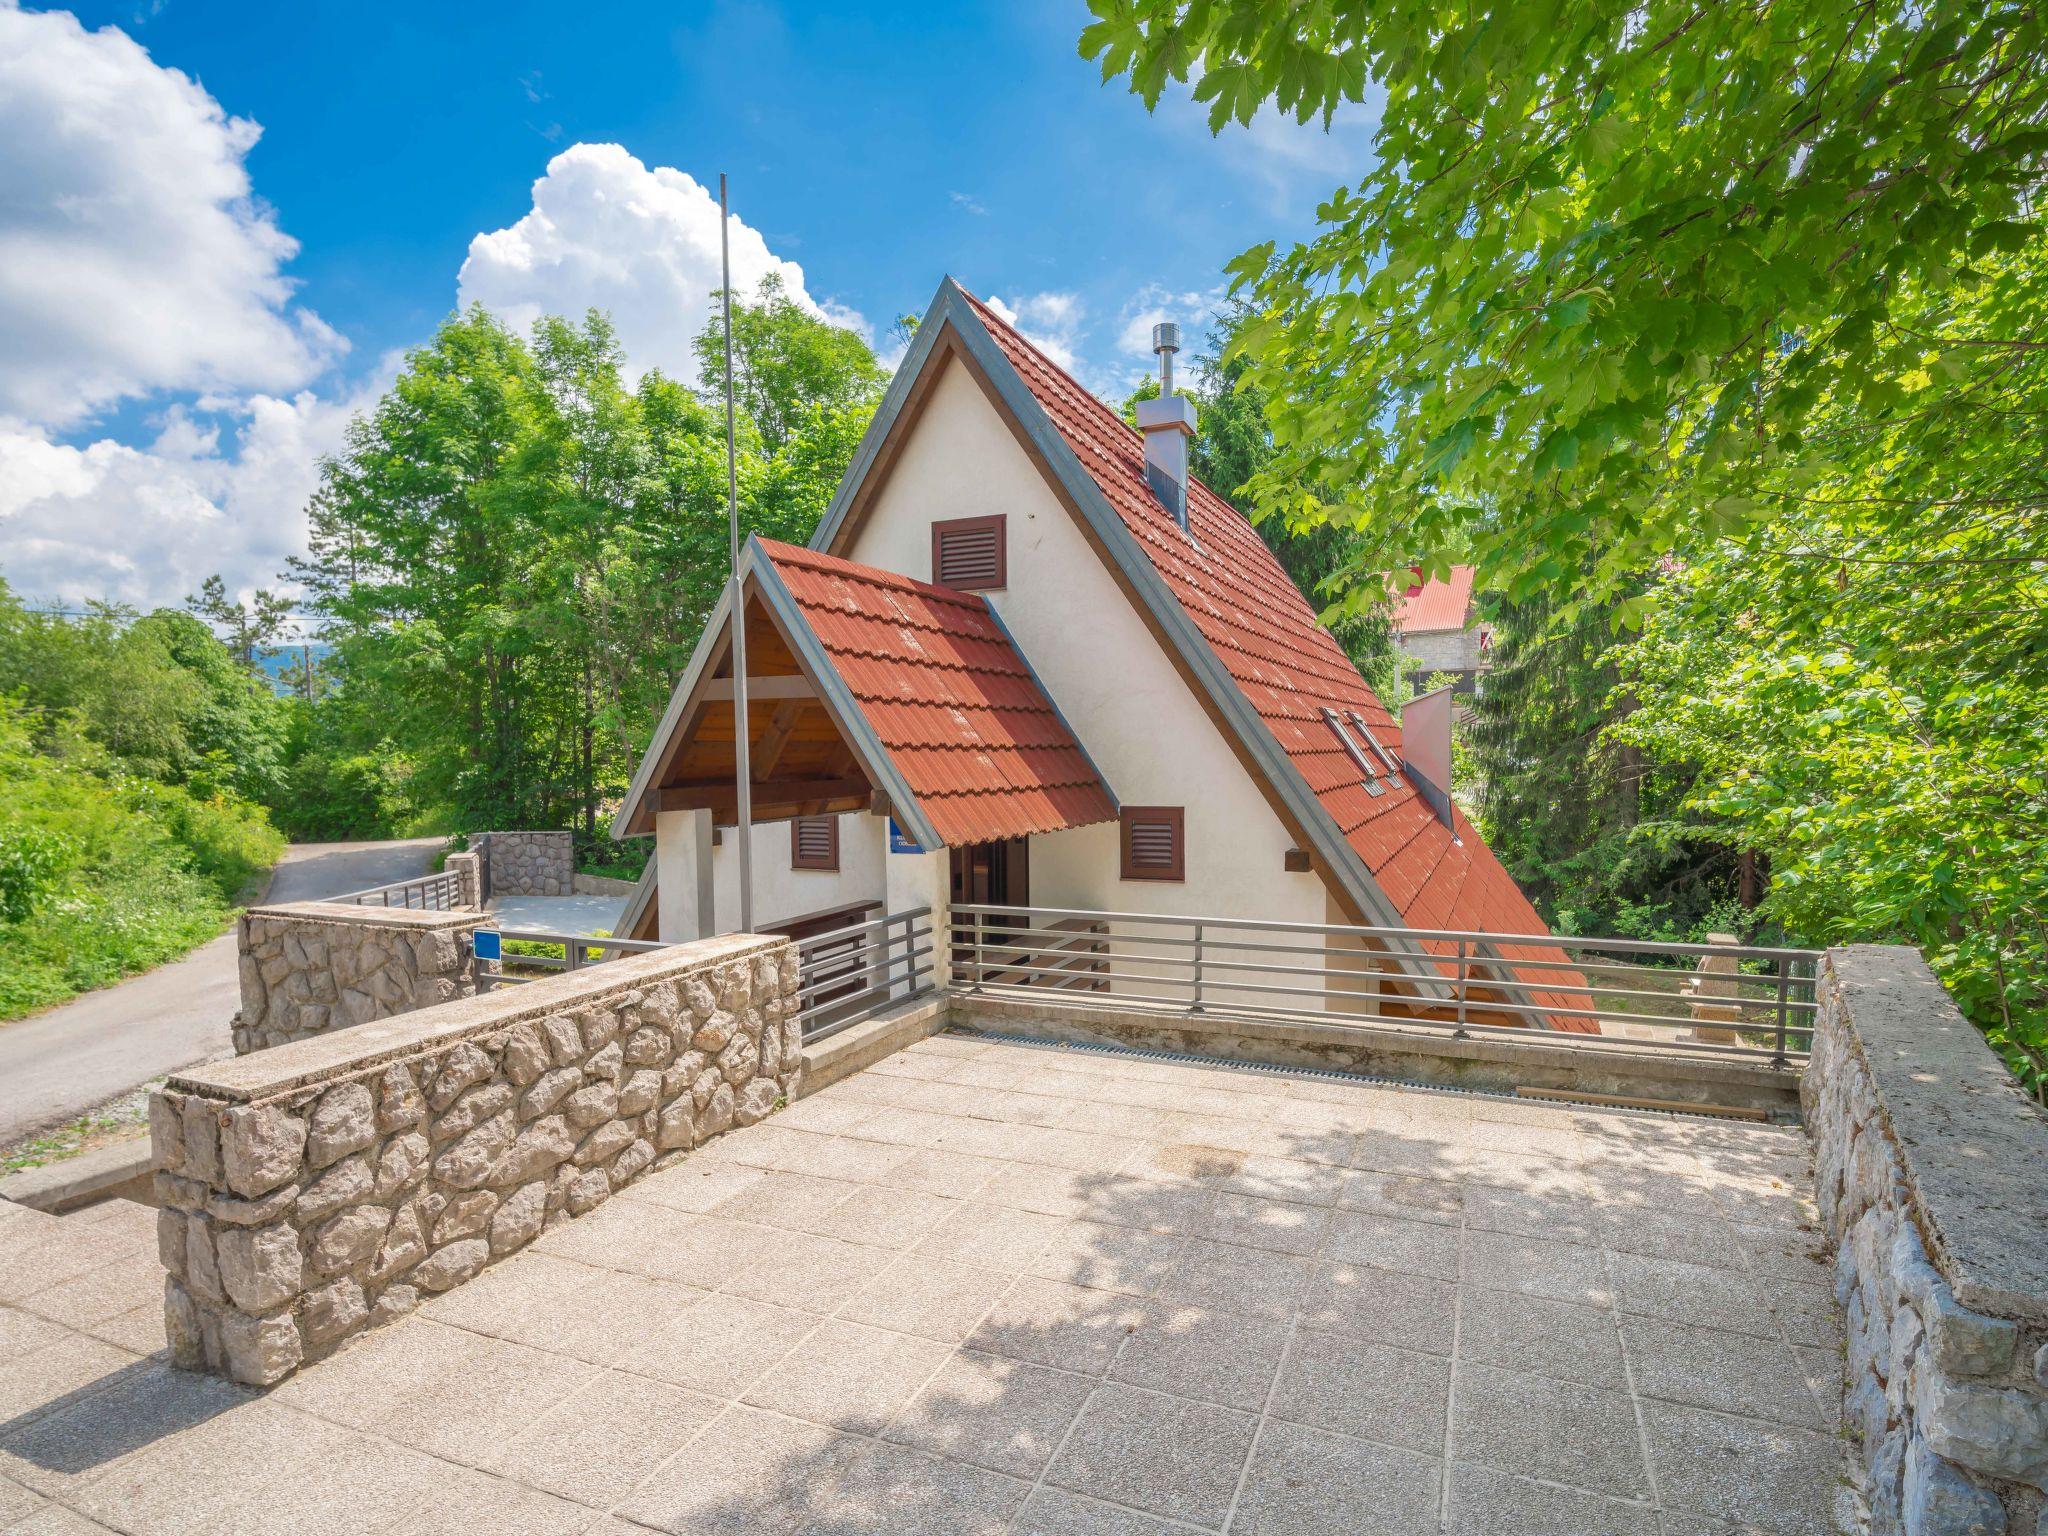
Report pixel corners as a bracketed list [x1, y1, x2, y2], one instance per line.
[1394, 566, 1490, 695]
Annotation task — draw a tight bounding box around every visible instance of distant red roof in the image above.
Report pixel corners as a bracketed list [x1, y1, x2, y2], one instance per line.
[961, 294, 1589, 1026]
[1396, 566, 1477, 635]
[758, 539, 1118, 848]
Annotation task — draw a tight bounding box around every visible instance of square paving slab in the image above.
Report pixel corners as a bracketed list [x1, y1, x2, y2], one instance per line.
[0, 1032, 1848, 1533]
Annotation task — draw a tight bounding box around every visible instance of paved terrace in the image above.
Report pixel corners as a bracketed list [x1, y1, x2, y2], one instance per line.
[1, 1033, 1846, 1535]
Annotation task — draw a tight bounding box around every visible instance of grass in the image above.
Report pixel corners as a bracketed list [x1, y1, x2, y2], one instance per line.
[0, 1074, 159, 1174]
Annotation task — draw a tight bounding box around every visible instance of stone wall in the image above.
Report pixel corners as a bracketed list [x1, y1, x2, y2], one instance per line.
[481, 830, 573, 897]
[1806, 945, 2048, 1535]
[151, 931, 798, 1385]
[233, 905, 483, 1054]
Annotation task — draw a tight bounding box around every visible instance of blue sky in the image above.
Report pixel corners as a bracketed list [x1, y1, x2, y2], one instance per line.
[0, 0, 1378, 613]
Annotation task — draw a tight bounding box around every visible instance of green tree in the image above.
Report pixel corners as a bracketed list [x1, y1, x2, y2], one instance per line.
[187, 575, 294, 671]
[1082, 0, 2047, 607]
[295, 294, 882, 839]
[694, 273, 886, 453]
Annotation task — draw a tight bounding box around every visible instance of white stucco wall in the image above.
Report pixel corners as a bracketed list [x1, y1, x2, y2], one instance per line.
[844, 355, 1331, 1005]
[656, 808, 889, 942]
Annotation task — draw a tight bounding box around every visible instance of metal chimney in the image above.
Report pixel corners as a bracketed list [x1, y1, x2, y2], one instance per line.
[1136, 321, 1196, 529]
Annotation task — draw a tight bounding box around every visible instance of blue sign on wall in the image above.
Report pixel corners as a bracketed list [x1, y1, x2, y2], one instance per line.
[472, 929, 503, 962]
[887, 818, 919, 855]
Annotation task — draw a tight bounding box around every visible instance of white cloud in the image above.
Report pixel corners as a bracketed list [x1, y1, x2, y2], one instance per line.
[0, 2, 341, 429]
[0, 370, 387, 616]
[458, 143, 869, 385]
[983, 291, 1087, 377]
[1160, 87, 1384, 215]
[949, 191, 987, 216]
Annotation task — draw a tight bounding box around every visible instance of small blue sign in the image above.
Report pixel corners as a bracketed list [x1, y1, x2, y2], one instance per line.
[887, 818, 919, 855]
[471, 929, 502, 962]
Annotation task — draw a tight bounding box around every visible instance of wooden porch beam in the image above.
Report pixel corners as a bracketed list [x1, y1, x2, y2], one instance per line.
[700, 675, 814, 702]
[752, 701, 806, 780]
[656, 776, 869, 814]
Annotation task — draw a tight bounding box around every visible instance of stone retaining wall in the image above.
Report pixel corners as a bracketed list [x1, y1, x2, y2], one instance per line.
[234, 905, 484, 1054]
[481, 830, 573, 897]
[1806, 945, 2048, 1535]
[152, 931, 797, 1385]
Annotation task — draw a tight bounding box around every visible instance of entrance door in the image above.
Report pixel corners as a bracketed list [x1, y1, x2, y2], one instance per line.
[950, 838, 1029, 980]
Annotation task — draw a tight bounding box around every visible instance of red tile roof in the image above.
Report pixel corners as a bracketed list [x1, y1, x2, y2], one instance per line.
[1396, 566, 1477, 635]
[960, 293, 1591, 1027]
[758, 539, 1118, 848]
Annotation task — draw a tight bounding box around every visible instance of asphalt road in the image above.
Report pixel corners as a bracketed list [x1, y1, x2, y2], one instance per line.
[0, 838, 442, 1146]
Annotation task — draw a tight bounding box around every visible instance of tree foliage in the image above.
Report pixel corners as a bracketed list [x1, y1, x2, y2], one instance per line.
[1084, 0, 2048, 1080]
[295, 285, 883, 838]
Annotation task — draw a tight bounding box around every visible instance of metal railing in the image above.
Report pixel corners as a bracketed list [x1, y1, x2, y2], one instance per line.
[952, 903, 1822, 1067]
[797, 906, 936, 1043]
[330, 868, 466, 911]
[474, 930, 668, 992]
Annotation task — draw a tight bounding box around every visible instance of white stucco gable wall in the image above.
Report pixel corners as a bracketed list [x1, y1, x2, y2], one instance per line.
[841, 353, 1327, 934]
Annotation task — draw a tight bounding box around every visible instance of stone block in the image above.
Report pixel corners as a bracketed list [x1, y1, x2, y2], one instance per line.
[412, 1239, 490, 1292]
[220, 1103, 308, 1198]
[700, 1082, 735, 1138]
[311, 1204, 391, 1276]
[565, 1167, 610, 1215]
[207, 1185, 296, 1227]
[376, 1064, 424, 1131]
[574, 1121, 635, 1167]
[1927, 1283, 2020, 1378]
[299, 1278, 368, 1351]
[501, 1023, 549, 1086]
[433, 1191, 499, 1245]
[433, 1110, 515, 1190]
[296, 1154, 373, 1223]
[435, 1081, 516, 1142]
[1903, 1439, 2007, 1535]
[185, 1215, 224, 1304]
[717, 1033, 758, 1087]
[370, 1203, 426, 1284]
[164, 1277, 205, 1371]
[564, 1081, 619, 1128]
[1919, 1375, 2048, 1486]
[370, 1284, 420, 1328]
[612, 1138, 655, 1185]
[149, 1094, 185, 1173]
[617, 1069, 662, 1118]
[427, 1042, 494, 1110]
[219, 1309, 302, 1386]
[490, 1181, 546, 1255]
[521, 1067, 582, 1121]
[693, 1012, 736, 1053]
[655, 1095, 695, 1152]
[373, 1132, 430, 1200]
[735, 1078, 779, 1127]
[585, 1040, 624, 1084]
[540, 1013, 583, 1065]
[217, 1223, 304, 1312]
[488, 1114, 577, 1185]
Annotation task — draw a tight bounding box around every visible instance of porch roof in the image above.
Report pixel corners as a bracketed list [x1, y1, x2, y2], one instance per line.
[612, 538, 1116, 850]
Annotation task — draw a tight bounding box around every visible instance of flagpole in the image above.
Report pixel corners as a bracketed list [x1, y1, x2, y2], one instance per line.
[719, 172, 754, 934]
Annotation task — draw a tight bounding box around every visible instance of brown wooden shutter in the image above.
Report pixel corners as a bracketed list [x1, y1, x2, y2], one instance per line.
[790, 816, 839, 872]
[931, 515, 1006, 590]
[1119, 807, 1184, 882]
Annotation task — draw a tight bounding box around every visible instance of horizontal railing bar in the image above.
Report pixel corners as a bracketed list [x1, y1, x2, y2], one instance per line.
[962, 975, 1807, 1061]
[962, 942, 1812, 1017]
[957, 954, 1813, 1041]
[795, 945, 934, 1003]
[793, 908, 933, 949]
[951, 903, 1823, 963]
[798, 964, 935, 1020]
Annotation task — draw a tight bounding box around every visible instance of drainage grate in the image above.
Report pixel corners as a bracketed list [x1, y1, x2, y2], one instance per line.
[950, 1026, 1778, 1126]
